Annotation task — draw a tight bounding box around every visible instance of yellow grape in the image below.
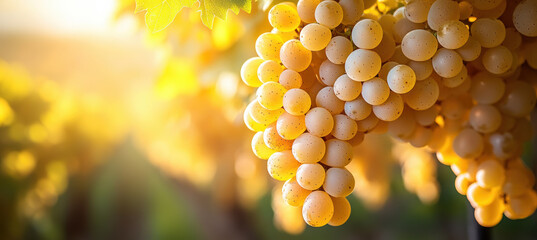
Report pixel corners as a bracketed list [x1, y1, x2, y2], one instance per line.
[264, 123, 293, 151]
[414, 105, 439, 126]
[297, 0, 320, 23]
[257, 81, 287, 110]
[283, 88, 311, 116]
[503, 168, 532, 197]
[387, 108, 416, 139]
[467, 182, 496, 207]
[470, 18, 506, 48]
[427, 0, 460, 31]
[453, 128, 484, 159]
[401, 29, 438, 61]
[344, 96, 372, 121]
[297, 163, 326, 190]
[292, 132, 326, 163]
[356, 111, 379, 133]
[455, 173, 472, 195]
[456, 36, 482, 62]
[241, 57, 264, 87]
[244, 103, 270, 132]
[258, 60, 283, 83]
[256, 33, 284, 62]
[333, 74, 362, 101]
[323, 167, 355, 197]
[372, 32, 396, 63]
[345, 49, 382, 82]
[497, 80, 537, 118]
[321, 139, 353, 167]
[302, 191, 334, 227]
[470, 71, 505, 104]
[316, 86, 345, 114]
[251, 131, 277, 160]
[476, 159, 505, 189]
[437, 20, 469, 50]
[472, 0, 503, 10]
[269, 3, 301, 32]
[469, 104, 502, 134]
[482, 46, 513, 75]
[339, 0, 364, 25]
[475, 197, 504, 227]
[329, 197, 351, 226]
[387, 64, 416, 94]
[404, 0, 434, 24]
[249, 99, 283, 124]
[300, 23, 332, 51]
[326, 36, 353, 65]
[442, 65, 467, 88]
[432, 48, 463, 78]
[277, 112, 306, 140]
[352, 19, 383, 49]
[319, 60, 346, 86]
[379, 61, 399, 79]
[267, 150, 301, 181]
[372, 92, 404, 121]
[331, 114, 358, 140]
[459, 1, 473, 20]
[315, 0, 343, 29]
[281, 39, 312, 72]
[305, 107, 334, 137]
[282, 177, 312, 206]
[502, 28, 522, 51]
[279, 69, 303, 89]
[361, 77, 390, 106]
[505, 190, 537, 219]
[472, 0, 506, 19]
[513, 0, 537, 37]
[408, 60, 433, 81]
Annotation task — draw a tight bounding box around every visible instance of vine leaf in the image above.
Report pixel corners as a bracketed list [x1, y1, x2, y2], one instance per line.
[135, 0, 252, 32]
[135, 0, 197, 33]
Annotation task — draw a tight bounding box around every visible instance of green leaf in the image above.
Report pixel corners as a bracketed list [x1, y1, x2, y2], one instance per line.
[199, 0, 252, 29]
[135, 0, 253, 32]
[135, 0, 197, 33]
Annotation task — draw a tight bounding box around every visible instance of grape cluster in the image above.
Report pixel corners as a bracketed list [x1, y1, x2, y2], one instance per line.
[242, 0, 537, 227]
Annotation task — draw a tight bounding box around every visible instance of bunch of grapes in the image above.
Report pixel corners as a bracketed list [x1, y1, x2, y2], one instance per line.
[241, 0, 537, 227]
